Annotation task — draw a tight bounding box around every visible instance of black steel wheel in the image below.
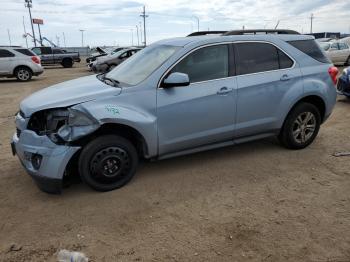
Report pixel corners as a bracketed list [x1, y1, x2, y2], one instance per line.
[79, 135, 138, 191]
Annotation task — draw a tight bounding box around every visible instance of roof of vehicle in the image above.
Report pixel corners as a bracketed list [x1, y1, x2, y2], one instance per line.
[155, 33, 315, 47]
[0, 46, 23, 48]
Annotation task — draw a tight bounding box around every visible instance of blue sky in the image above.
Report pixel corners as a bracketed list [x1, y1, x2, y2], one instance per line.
[0, 0, 349, 47]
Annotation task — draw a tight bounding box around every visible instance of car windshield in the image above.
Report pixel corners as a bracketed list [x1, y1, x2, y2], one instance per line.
[319, 42, 330, 51]
[106, 44, 181, 86]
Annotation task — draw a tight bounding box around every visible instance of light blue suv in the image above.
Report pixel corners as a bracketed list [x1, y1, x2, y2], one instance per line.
[11, 29, 338, 193]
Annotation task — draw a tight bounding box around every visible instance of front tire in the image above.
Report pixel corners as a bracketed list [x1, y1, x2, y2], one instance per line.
[15, 67, 32, 81]
[279, 103, 321, 149]
[62, 58, 73, 68]
[78, 135, 139, 192]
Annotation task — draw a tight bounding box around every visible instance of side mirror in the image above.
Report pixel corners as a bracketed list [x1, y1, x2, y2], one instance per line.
[163, 72, 190, 88]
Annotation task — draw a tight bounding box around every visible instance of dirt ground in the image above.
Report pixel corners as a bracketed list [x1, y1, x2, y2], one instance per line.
[0, 63, 350, 262]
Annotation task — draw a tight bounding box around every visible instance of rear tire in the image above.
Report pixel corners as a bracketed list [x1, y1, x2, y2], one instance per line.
[62, 58, 73, 68]
[78, 135, 138, 192]
[346, 56, 350, 66]
[15, 66, 32, 81]
[279, 103, 321, 149]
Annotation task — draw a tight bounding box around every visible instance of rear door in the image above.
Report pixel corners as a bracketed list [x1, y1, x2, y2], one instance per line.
[157, 44, 237, 155]
[233, 41, 301, 137]
[0, 49, 16, 75]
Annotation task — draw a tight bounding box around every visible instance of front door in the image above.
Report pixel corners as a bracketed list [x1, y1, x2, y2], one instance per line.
[157, 44, 237, 155]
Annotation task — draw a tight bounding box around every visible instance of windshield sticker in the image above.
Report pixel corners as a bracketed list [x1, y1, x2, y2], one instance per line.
[105, 105, 120, 115]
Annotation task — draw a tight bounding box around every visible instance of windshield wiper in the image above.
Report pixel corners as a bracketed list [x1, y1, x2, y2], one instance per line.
[97, 73, 120, 87]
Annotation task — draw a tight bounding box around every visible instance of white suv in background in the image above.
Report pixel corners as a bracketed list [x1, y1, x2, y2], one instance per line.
[0, 46, 44, 81]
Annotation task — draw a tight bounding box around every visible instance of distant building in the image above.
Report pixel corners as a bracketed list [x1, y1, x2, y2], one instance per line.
[307, 32, 341, 39]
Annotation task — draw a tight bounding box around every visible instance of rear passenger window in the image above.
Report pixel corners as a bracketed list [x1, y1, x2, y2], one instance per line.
[171, 45, 229, 83]
[288, 40, 330, 63]
[0, 49, 15, 58]
[339, 43, 349, 50]
[234, 42, 292, 75]
[14, 49, 35, 56]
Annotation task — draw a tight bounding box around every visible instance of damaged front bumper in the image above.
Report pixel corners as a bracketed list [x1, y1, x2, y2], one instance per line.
[11, 130, 80, 194]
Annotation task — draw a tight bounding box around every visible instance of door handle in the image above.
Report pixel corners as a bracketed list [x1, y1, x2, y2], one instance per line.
[217, 87, 233, 95]
[280, 74, 291, 81]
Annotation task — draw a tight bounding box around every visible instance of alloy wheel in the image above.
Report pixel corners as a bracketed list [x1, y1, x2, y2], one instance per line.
[17, 69, 30, 81]
[292, 112, 316, 144]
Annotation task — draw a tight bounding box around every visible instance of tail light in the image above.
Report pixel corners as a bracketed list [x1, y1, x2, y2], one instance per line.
[31, 56, 41, 64]
[328, 66, 338, 85]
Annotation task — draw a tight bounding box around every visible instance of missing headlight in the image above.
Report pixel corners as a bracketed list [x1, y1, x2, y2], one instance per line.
[28, 109, 69, 136]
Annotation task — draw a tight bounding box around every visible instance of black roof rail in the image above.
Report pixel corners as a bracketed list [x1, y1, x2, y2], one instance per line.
[0, 45, 22, 48]
[223, 29, 300, 36]
[187, 31, 227, 37]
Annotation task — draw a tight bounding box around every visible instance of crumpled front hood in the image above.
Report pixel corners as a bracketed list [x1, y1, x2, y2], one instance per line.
[20, 75, 121, 117]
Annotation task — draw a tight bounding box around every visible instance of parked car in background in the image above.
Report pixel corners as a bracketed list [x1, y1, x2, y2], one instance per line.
[89, 47, 141, 73]
[319, 41, 350, 65]
[86, 47, 127, 64]
[11, 30, 338, 193]
[0, 46, 43, 81]
[337, 67, 350, 98]
[341, 37, 350, 46]
[31, 47, 81, 68]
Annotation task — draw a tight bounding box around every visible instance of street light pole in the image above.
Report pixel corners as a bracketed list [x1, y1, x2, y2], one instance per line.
[79, 29, 85, 47]
[193, 16, 199, 32]
[7, 29, 12, 46]
[136, 25, 139, 46]
[24, 0, 36, 47]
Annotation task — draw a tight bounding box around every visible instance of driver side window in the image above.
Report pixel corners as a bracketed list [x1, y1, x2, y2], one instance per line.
[170, 45, 229, 83]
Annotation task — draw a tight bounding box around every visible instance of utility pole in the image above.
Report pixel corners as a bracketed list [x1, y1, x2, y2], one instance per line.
[79, 29, 85, 47]
[25, 0, 36, 47]
[140, 6, 148, 46]
[130, 29, 134, 46]
[136, 25, 139, 46]
[7, 29, 12, 46]
[139, 22, 143, 45]
[193, 16, 199, 32]
[62, 32, 66, 47]
[22, 16, 28, 48]
[310, 13, 314, 33]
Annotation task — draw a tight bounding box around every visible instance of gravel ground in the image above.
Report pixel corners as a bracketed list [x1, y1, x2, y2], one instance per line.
[0, 63, 349, 262]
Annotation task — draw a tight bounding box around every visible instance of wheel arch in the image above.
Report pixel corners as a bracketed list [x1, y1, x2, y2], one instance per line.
[13, 65, 33, 76]
[284, 95, 326, 126]
[72, 123, 150, 159]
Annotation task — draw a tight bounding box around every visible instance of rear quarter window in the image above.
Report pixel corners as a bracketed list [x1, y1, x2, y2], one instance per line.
[14, 49, 35, 56]
[0, 49, 15, 58]
[288, 40, 330, 63]
[234, 42, 294, 75]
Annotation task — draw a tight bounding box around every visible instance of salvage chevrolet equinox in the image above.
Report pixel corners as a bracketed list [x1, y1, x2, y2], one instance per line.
[12, 29, 338, 193]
